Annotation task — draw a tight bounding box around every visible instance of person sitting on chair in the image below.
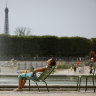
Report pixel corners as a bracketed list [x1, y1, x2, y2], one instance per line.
[14, 58, 56, 91]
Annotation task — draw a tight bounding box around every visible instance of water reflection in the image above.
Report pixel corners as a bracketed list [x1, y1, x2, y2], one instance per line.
[0, 75, 94, 85]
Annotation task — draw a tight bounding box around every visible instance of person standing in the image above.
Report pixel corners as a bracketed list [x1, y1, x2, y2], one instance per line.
[89, 57, 94, 74]
[76, 60, 79, 68]
[74, 65, 76, 73]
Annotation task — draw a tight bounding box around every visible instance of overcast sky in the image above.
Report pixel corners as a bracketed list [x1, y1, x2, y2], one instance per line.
[0, 0, 96, 38]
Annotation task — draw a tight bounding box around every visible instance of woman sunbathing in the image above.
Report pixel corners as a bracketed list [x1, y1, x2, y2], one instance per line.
[14, 58, 56, 91]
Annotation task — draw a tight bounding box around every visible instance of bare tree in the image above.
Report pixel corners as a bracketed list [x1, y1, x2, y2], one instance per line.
[15, 27, 31, 36]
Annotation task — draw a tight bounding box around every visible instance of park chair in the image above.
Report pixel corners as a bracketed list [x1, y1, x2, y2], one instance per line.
[21, 65, 56, 92]
[77, 63, 96, 92]
[77, 75, 87, 91]
[85, 63, 96, 92]
[77, 74, 95, 92]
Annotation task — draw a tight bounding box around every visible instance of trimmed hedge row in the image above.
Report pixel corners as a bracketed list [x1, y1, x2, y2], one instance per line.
[0, 34, 95, 57]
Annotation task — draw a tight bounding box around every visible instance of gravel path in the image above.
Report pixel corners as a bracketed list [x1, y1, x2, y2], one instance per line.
[0, 91, 96, 96]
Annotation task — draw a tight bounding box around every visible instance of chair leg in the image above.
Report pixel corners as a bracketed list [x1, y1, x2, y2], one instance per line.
[79, 76, 81, 92]
[77, 76, 79, 91]
[85, 76, 88, 92]
[43, 81, 49, 92]
[29, 79, 30, 91]
[35, 82, 40, 92]
[93, 76, 95, 92]
[94, 76, 96, 92]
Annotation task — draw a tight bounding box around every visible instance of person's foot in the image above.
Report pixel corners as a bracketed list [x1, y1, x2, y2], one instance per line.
[13, 88, 23, 91]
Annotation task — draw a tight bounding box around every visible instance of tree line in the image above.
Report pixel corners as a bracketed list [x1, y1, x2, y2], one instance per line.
[0, 34, 96, 57]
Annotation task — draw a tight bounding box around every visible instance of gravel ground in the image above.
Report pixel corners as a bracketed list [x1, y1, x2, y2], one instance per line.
[0, 91, 96, 96]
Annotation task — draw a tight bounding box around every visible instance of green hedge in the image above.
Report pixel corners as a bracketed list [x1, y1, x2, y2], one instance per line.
[0, 34, 95, 57]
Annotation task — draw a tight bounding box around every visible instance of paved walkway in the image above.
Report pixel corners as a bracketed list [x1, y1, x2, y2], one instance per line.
[54, 66, 91, 75]
[0, 91, 96, 96]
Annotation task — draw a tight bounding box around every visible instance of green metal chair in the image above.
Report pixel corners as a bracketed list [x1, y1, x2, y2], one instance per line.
[85, 63, 96, 92]
[85, 74, 95, 92]
[77, 64, 96, 92]
[77, 75, 87, 91]
[21, 65, 55, 92]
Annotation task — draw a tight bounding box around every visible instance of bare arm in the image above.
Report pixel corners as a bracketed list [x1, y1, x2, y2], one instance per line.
[34, 67, 46, 72]
[19, 70, 31, 73]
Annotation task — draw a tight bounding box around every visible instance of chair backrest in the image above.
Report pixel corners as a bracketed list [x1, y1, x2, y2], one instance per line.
[36, 65, 55, 81]
[93, 62, 96, 74]
[94, 62, 96, 69]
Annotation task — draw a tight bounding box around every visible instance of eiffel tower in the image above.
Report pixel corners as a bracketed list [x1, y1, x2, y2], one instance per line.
[4, 3, 9, 34]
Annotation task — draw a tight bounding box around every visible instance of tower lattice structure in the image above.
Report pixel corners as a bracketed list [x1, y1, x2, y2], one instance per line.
[4, 5, 9, 34]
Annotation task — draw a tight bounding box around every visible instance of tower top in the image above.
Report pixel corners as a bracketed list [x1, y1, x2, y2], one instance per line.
[5, 1, 9, 12]
[4, 0, 9, 34]
[6, 0, 7, 7]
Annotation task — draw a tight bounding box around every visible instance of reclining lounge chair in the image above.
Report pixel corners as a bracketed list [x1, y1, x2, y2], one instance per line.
[21, 65, 55, 92]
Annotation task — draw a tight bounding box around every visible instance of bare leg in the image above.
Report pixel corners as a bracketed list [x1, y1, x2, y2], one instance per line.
[18, 79, 26, 89]
[18, 79, 22, 89]
[22, 79, 26, 88]
[13, 79, 23, 91]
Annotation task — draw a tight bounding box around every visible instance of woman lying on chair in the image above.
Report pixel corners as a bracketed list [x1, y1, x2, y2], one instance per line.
[14, 58, 56, 91]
